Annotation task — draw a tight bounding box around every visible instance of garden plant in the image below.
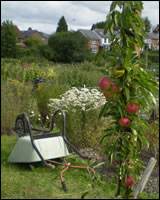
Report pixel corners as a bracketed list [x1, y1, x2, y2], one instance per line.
[98, 1, 159, 199]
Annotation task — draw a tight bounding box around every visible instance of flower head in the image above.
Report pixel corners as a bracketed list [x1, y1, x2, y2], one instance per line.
[24, 62, 29, 67]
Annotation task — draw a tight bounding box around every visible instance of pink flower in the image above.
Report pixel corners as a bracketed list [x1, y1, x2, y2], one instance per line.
[24, 62, 29, 67]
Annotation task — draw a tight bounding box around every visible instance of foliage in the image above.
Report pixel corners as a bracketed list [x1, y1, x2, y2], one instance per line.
[1, 81, 35, 135]
[23, 37, 43, 47]
[91, 21, 106, 29]
[39, 44, 55, 61]
[1, 20, 19, 58]
[142, 17, 152, 32]
[99, 1, 159, 198]
[48, 31, 92, 63]
[145, 115, 159, 160]
[56, 16, 68, 32]
[48, 87, 106, 148]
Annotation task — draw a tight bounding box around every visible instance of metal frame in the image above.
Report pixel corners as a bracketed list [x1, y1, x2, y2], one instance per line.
[20, 110, 92, 166]
[13, 109, 96, 192]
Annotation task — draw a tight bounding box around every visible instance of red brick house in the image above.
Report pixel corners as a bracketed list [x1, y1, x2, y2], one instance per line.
[78, 29, 100, 53]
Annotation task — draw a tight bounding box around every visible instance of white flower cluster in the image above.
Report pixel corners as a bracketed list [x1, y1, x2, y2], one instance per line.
[48, 87, 106, 112]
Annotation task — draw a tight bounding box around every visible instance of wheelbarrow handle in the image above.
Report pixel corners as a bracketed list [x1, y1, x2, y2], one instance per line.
[52, 110, 95, 160]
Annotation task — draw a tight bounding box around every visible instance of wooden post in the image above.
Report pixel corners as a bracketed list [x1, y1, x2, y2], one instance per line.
[134, 157, 157, 199]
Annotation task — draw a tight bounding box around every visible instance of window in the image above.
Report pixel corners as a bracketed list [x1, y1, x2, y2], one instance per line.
[92, 40, 96, 44]
[91, 46, 97, 53]
[104, 38, 107, 43]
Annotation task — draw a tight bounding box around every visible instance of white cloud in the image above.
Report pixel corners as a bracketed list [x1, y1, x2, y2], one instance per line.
[1, 1, 159, 34]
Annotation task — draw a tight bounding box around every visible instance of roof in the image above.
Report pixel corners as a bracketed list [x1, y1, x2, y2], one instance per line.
[21, 28, 50, 39]
[93, 28, 120, 38]
[147, 32, 159, 40]
[14, 26, 25, 39]
[78, 29, 100, 41]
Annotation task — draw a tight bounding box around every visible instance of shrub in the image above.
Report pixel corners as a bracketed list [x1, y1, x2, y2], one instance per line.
[48, 87, 106, 148]
[1, 81, 35, 135]
[48, 31, 92, 63]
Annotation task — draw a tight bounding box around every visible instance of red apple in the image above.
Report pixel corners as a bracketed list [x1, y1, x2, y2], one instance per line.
[111, 84, 121, 93]
[99, 77, 111, 90]
[119, 118, 130, 127]
[121, 176, 134, 187]
[126, 103, 138, 114]
[103, 91, 112, 99]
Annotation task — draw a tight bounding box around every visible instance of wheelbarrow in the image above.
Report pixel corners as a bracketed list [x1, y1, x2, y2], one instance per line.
[8, 110, 96, 192]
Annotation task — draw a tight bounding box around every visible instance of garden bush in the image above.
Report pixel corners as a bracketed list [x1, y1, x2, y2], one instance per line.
[1, 80, 35, 135]
[48, 87, 107, 149]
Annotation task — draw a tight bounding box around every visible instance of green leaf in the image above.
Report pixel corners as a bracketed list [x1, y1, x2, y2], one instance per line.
[98, 102, 109, 120]
[139, 135, 150, 148]
[100, 132, 114, 144]
[135, 118, 151, 132]
[108, 153, 114, 165]
[124, 87, 130, 102]
[93, 162, 105, 169]
[110, 1, 117, 12]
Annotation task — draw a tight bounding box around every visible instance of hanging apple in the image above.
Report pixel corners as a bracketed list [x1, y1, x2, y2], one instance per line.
[111, 84, 121, 94]
[121, 176, 134, 187]
[126, 102, 138, 114]
[119, 118, 130, 127]
[99, 77, 111, 90]
[103, 90, 113, 99]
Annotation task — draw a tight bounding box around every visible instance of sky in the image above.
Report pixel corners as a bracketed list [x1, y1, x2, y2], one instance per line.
[1, 1, 159, 35]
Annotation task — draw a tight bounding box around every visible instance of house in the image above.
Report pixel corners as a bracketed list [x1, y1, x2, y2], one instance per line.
[14, 26, 26, 47]
[14, 26, 50, 47]
[78, 28, 120, 53]
[21, 27, 49, 44]
[92, 28, 120, 50]
[78, 29, 100, 53]
[144, 32, 159, 50]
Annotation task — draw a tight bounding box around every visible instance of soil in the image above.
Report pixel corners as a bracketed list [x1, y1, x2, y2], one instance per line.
[74, 148, 159, 195]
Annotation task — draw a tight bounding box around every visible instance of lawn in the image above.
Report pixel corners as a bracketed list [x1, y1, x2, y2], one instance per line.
[1, 135, 117, 199]
[1, 135, 159, 199]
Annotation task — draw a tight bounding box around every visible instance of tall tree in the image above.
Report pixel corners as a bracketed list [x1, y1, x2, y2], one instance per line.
[48, 31, 91, 63]
[1, 20, 18, 58]
[142, 17, 152, 32]
[91, 21, 106, 30]
[56, 16, 68, 32]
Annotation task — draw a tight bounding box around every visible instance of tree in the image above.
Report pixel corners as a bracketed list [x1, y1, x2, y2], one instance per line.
[142, 17, 152, 32]
[91, 21, 119, 31]
[98, 1, 158, 199]
[1, 20, 18, 58]
[91, 21, 106, 30]
[23, 37, 43, 47]
[153, 24, 159, 33]
[56, 16, 68, 32]
[48, 31, 92, 63]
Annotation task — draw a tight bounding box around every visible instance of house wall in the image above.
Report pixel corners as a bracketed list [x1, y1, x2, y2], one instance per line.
[30, 32, 44, 41]
[88, 40, 100, 53]
[151, 39, 159, 50]
[25, 32, 48, 44]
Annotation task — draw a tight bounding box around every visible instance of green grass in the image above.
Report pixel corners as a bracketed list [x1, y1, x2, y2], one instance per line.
[1, 135, 118, 199]
[1, 135, 159, 199]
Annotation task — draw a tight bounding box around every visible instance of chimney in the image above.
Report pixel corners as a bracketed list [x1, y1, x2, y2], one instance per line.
[28, 27, 32, 31]
[91, 24, 96, 30]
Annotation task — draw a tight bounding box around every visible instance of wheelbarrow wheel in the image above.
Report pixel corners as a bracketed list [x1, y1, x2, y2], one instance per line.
[13, 113, 30, 137]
